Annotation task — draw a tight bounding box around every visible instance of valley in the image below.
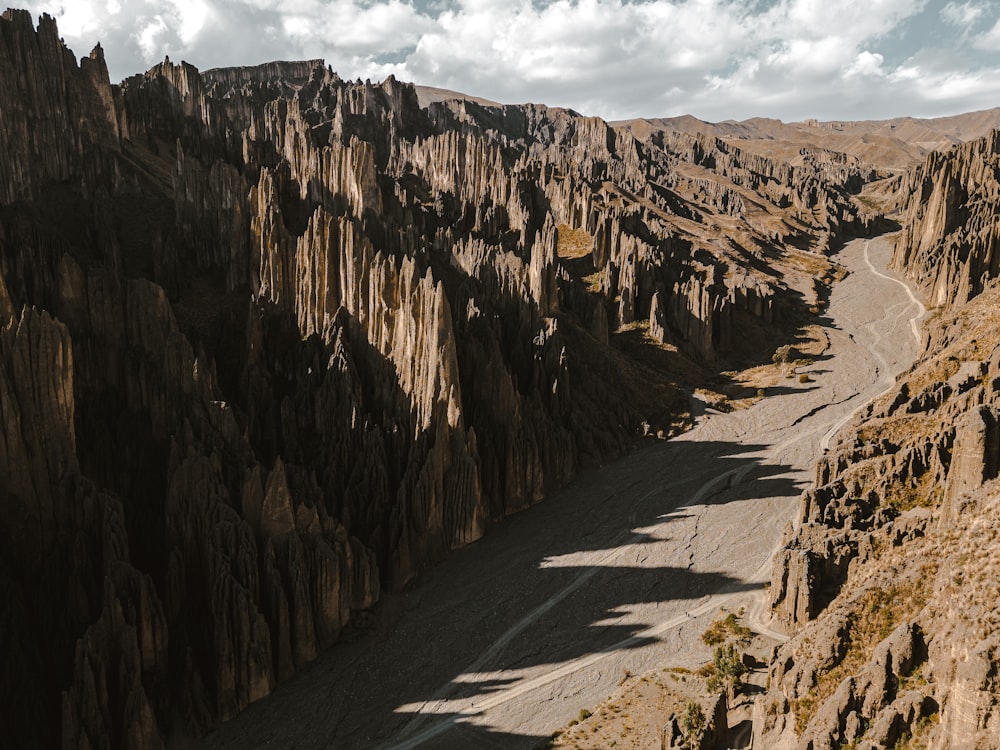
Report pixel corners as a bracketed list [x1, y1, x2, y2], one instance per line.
[2, 8, 1000, 749]
[202, 236, 923, 748]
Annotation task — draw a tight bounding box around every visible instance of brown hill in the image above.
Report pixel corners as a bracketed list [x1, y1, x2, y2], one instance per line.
[616, 108, 1000, 173]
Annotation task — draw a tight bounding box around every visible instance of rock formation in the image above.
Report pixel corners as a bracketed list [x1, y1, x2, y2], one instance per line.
[892, 130, 1000, 307]
[0, 9, 880, 747]
[757, 129, 1000, 749]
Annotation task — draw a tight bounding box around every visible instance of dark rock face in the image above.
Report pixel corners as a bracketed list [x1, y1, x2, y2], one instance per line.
[0, 11, 872, 747]
[0, 9, 121, 205]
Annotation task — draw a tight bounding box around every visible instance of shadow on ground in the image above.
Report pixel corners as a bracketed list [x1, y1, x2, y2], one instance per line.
[200, 439, 801, 750]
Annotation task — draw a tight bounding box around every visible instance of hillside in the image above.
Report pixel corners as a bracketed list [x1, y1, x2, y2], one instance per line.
[755, 125, 1000, 750]
[616, 108, 1000, 173]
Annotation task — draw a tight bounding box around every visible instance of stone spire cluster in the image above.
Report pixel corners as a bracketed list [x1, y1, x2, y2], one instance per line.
[0, 9, 875, 746]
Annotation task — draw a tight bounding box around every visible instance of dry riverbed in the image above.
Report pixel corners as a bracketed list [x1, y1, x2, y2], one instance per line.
[200, 237, 924, 749]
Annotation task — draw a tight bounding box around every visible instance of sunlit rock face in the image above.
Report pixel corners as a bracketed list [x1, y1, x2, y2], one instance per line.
[892, 130, 1000, 307]
[757, 130, 1000, 750]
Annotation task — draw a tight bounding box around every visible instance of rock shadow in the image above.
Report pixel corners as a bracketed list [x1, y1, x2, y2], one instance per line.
[201, 438, 801, 750]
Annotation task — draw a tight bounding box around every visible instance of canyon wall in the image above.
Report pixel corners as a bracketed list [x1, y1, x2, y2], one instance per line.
[758, 130, 1000, 750]
[892, 130, 1000, 307]
[0, 10, 873, 747]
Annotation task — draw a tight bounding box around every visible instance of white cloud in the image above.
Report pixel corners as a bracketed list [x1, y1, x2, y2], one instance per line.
[975, 17, 1000, 49]
[168, 0, 211, 44]
[49, 0, 100, 36]
[11, 0, 1000, 122]
[135, 15, 170, 60]
[941, 1, 986, 26]
[846, 50, 887, 78]
[888, 64, 922, 81]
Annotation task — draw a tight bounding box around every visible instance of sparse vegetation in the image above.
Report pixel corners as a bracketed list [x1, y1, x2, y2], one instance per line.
[708, 643, 749, 693]
[799, 373, 811, 383]
[854, 193, 885, 213]
[701, 611, 753, 646]
[680, 701, 706, 748]
[555, 224, 594, 260]
[901, 711, 939, 750]
[772, 344, 798, 365]
[549, 663, 706, 747]
[886, 473, 942, 511]
[581, 271, 603, 294]
[792, 573, 934, 733]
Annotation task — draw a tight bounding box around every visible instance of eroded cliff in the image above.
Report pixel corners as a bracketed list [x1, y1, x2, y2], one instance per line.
[758, 130, 1000, 750]
[0, 9, 877, 747]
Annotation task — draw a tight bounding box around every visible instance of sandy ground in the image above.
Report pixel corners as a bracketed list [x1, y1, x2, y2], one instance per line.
[198, 237, 924, 750]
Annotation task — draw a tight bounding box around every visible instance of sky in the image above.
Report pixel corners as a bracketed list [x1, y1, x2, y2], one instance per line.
[15, 0, 1000, 122]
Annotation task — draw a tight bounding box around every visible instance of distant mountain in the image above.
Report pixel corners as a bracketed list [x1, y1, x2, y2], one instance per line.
[615, 108, 1000, 171]
[412, 83, 1000, 173]
[413, 84, 501, 108]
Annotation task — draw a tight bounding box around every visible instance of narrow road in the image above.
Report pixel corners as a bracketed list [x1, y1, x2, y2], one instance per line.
[201, 237, 924, 750]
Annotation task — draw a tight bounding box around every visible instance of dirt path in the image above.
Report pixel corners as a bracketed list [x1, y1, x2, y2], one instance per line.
[200, 237, 924, 750]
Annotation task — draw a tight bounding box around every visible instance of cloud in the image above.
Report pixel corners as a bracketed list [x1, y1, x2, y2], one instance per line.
[940, 1, 986, 27]
[135, 15, 170, 60]
[975, 17, 1000, 50]
[49, 0, 99, 36]
[846, 51, 887, 78]
[13, 0, 1000, 121]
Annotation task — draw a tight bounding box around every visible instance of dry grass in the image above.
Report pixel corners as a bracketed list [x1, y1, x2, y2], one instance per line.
[581, 271, 603, 294]
[556, 224, 594, 259]
[898, 711, 939, 750]
[548, 668, 702, 749]
[782, 248, 834, 276]
[885, 471, 943, 512]
[905, 355, 962, 397]
[853, 193, 886, 214]
[792, 569, 935, 734]
[716, 324, 829, 404]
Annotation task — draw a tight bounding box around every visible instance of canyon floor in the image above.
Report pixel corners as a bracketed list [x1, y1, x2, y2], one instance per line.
[199, 236, 924, 749]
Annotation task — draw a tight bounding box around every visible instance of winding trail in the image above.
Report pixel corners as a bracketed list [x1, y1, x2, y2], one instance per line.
[201, 237, 925, 750]
[818, 241, 925, 452]
[864, 240, 926, 345]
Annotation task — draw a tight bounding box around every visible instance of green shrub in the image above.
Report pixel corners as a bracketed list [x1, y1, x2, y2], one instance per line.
[702, 612, 753, 646]
[681, 701, 706, 746]
[713, 643, 748, 689]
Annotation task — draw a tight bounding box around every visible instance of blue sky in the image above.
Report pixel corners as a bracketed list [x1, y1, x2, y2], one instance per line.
[18, 0, 1000, 122]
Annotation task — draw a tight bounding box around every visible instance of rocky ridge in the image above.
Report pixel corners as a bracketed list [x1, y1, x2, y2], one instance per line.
[757, 130, 1000, 749]
[892, 130, 1000, 307]
[617, 108, 1000, 174]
